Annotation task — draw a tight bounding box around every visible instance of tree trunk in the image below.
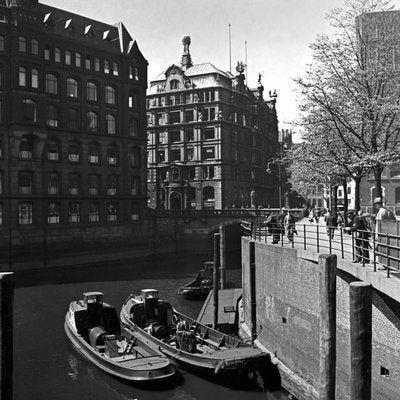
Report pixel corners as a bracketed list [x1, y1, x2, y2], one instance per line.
[354, 176, 361, 212]
[373, 165, 384, 200]
[342, 179, 348, 218]
[332, 186, 338, 214]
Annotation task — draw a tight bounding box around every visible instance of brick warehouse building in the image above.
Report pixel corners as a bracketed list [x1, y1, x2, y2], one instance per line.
[147, 36, 282, 210]
[0, 0, 148, 247]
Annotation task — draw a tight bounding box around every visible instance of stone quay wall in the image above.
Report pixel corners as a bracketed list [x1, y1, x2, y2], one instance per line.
[242, 237, 400, 400]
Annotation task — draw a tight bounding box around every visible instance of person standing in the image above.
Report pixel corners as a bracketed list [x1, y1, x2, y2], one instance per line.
[325, 210, 338, 239]
[278, 208, 286, 241]
[284, 210, 296, 243]
[374, 197, 395, 236]
[349, 210, 370, 264]
[265, 213, 281, 244]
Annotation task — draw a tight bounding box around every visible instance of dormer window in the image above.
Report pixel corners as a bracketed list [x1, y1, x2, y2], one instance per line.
[170, 80, 179, 90]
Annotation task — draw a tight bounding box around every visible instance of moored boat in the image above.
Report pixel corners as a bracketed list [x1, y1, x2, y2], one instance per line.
[178, 261, 214, 300]
[64, 291, 176, 384]
[120, 289, 269, 381]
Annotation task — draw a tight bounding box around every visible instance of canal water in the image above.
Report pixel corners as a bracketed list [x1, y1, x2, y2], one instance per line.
[13, 255, 291, 400]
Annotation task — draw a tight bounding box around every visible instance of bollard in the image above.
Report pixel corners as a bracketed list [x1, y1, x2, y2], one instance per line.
[212, 233, 221, 330]
[318, 254, 337, 400]
[350, 282, 372, 400]
[0, 272, 14, 400]
[219, 225, 226, 290]
[249, 241, 257, 342]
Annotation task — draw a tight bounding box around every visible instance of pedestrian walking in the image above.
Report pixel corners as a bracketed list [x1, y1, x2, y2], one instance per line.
[313, 208, 320, 223]
[265, 214, 282, 244]
[308, 209, 314, 223]
[348, 210, 370, 264]
[284, 210, 296, 243]
[325, 210, 338, 239]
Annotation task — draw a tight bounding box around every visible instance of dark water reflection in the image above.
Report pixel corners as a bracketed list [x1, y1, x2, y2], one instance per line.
[13, 255, 291, 400]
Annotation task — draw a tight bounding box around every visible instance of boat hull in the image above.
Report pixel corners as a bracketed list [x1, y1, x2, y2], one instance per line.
[64, 315, 175, 383]
[179, 286, 212, 301]
[120, 297, 269, 378]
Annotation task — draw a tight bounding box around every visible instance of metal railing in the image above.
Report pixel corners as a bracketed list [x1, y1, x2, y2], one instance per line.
[243, 221, 400, 278]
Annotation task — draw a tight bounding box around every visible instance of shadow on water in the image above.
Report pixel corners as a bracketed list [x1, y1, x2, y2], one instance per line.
[14, 254, 210, 288]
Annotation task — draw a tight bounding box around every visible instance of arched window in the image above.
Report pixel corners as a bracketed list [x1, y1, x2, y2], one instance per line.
[68, 142, 80, 162]
[47, 105, 58, 127]
[107, 201, 118, 222]
[45, 73, 58, 94]
[87, 111, 98, 132]
[22, 99, 37, 122]
[107, 175, 118, 195]
[94, 57, 100, 71]
[19, 137, 33, 159]
[18, 66, 27, 86]
[105, 85, 115, 104]
[88, 142, 100, 164]
[67, 78, 78, 98]
[86, 81, 97, 101]
[31, 68, 39, 88]
[31, 39, 39, 55]
[106, 114, 116, 134]
[395, 187, 400, 204]
[69, 173, 80, 195]
[107, 145, 118, 165]
[54, 47, 61, 63]
[46, 139, 60, 161]
[130, 146, 141, 167]
[44, 45, 51, 60]
[75, 52, 81, 67]
[67, 109, 79, 130]
[170, 79, 179, 90]
[65, 50, 71, 65]
[18, 36, 26, 52]
[112, 62, 118, 76]
[0, 35, 4, 51]
[203, 186, 215, 201]
[129, 117, 138, 136]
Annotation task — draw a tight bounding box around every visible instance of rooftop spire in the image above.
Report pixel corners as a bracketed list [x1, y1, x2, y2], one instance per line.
[181, 35, 193, 71]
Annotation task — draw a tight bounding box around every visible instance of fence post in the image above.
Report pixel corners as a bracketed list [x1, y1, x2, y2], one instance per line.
[317, 225, 320, 253]
[386, 233, 390, 278]
[340, 227, 344, 259]
[329, 228, 332, 254]
[304, 224, 306, 250]
[212, 233, 221, 330]
[350, 282, 372, 400]
[373, 233, 376, 272]
[0, 272, 14, 400]
[319, 254, 337, 400]
[352, 232, 355, 261]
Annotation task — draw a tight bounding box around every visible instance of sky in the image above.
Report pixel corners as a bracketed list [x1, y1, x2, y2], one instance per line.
[43, 0, 400, 137]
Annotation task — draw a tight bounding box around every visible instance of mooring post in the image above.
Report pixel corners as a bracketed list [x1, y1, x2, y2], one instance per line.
[0, 272, 14, 400]
[350, 281, 372, 400]
[249, 241, 257, 342]
[318, 254, 337, 400]
[212, 233, 221, 330]
[219, 225, 226, 290]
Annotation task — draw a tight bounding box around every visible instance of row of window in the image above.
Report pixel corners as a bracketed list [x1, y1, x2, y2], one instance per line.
[17, 68, 124, 105]
[4, 35, 140, 80]
[156, 128, 215, 143]
[154, 146, 216, 163]
[147, 90, 216, 108]
[13, 137, 142, 167]
[8, 99, 138, 136]
[155, 166, 216, 181]
[9, 171, 141, 197]
[12, 201, 140, 225]
[149, 108, 217, 125]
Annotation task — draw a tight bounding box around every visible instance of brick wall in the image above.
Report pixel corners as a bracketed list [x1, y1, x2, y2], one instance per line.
[242, 237, 400, 400]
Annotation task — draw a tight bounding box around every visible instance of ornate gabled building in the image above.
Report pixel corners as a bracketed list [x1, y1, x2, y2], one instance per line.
[147, 36, 281, 210]
[0, 0, 148, 242]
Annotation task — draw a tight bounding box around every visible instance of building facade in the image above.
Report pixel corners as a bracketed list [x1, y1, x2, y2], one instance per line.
[0, 0, 147, 239]
[147, 36, 280, 210]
